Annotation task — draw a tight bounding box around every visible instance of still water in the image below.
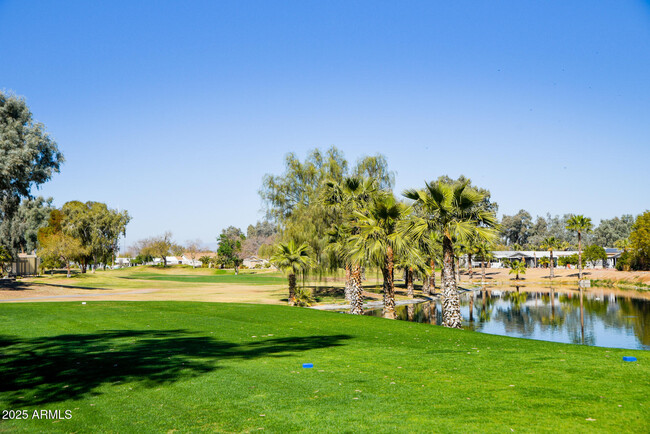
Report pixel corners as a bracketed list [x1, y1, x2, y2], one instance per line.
[365, 286, 650, 350]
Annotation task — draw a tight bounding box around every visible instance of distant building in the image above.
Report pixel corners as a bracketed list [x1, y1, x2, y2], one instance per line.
[8, 253, 40, 276]
[115, 257, 131, 268]
[181, 252, 217, 267]
[243, 256, 270, 268]
[466, 249, 621, 269]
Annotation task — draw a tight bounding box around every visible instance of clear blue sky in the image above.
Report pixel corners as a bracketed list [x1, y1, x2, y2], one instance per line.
[1, 1, 649, 250]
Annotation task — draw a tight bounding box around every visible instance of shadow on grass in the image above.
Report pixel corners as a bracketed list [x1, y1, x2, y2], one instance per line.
[0, 280, 105, 291]
[0, 329, 351, 406]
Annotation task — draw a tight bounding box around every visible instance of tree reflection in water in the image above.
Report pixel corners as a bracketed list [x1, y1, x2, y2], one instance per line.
[363, 286, 650, 350]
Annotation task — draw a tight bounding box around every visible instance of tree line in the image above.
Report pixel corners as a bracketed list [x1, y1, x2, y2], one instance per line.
[260, 147, 650, 328]
[261, 147, 499, 328]
[125, 221, 277, 271]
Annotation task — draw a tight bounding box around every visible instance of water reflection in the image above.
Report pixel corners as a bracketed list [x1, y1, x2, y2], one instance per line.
[364, 286, 650, 350]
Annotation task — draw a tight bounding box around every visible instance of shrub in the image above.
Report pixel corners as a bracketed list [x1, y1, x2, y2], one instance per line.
[294, 287, 315, 307]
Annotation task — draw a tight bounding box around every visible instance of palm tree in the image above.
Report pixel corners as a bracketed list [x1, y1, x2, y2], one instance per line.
[396, 249, 426, 299]
[404, 180, 498, 328]
[540, 237, 560, 279]
[413, 230, 441, 295]
[509, 260, 526, 280]
[566, 215, 593, 281]
[321, 176, 378, 313]
[349, 195, 414, 319]
[271, 240, 314, 306]
[475, 241, 494, 285]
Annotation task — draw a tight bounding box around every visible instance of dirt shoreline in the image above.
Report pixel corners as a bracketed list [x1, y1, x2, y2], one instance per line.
[458, 267, 650, 286]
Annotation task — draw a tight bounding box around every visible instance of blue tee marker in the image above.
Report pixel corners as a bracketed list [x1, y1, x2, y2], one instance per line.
[302, 363, 314, 368]
[623, 356, 637, 362]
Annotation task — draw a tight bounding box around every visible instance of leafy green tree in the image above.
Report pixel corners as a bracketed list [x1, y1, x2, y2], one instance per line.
[566, 215, 593, 280]
[260, 147, 348, 222]
[352, 154, 395, 191]
[138, 232, 174, 267]
[271, 240, 314, 306]
[404, 179, 498, 328]
[583, 245, 607, 267]
[38, 232, 88, 277]
[615, 238, 631, 252]
[0, 196, 54, 255]
[629, 211, 650, 270]
[509, 260, 526, 280]
[558, 254, 578, 267]
[37, 210, 88, 277]
[528, 216, 549, 248]
[500, 210, 533, 246]
[60, 201, 131, 272]
[133, 253, 153, 265]
[0, 92, 64, 256]
[257, 243, 275, 259]
[349, 195, 414, 319]
[198, 255, 212, 268]
[242, 220, 277, 258]
[216, 226, 245, 273]
[0, 246, 12, 276]
[592, 215, 634, 247]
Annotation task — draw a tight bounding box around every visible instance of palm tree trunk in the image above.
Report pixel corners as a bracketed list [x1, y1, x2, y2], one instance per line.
[549, 251, 554, 279]
[350, 264, 364, 315]
[422, 274, 430, 295]
[288, 273, 296, 306]
[382, 246, 396, 319]
[468, 254, 473, 280]
[406, 267, 414, 298]
[481, 260, 486, 284]
[442, 235, 462, 328]
[344, 263, 352, 302]
[578, 232, 583, 281]
[430, 258, 436, 292]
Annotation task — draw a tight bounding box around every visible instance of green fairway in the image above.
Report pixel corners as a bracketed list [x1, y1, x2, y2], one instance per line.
[0, 302, 647, 433]
[120, 271, 286, 285]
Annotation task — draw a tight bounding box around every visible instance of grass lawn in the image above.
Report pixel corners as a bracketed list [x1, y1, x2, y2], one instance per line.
[120, 272, 287, 285]
[18, 266, 288, 290]
[0, 302, 647, 432]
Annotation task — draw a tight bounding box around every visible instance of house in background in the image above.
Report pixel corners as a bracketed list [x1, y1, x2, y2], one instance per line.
[243, 256, 270, 268]
[466, 249, 621, 269]
[114, 257, 131, 268]
[604, 248, 623, 268]
[8, 253, 40, 276]
[181, 252, 217, 267]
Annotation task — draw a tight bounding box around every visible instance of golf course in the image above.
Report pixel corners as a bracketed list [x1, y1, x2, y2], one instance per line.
[0, 267, 648, 432]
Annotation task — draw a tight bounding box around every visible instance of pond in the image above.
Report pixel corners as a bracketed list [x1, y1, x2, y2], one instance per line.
[364, 286, 650, 350]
